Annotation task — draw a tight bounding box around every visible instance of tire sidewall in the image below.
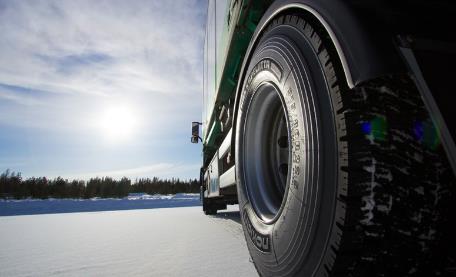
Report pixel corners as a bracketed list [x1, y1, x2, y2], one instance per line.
[235, 22, 341, 276]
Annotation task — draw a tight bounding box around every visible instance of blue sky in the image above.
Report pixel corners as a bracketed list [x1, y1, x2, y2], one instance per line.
[0, 0, 206, 180]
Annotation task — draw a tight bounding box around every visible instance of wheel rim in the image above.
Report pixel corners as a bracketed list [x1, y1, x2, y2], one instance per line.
[243, 82, 290, 223]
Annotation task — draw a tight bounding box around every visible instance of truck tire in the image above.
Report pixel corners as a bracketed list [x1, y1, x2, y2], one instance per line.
[234, 14, 455, 277]
[203, 198, 217, 215]
[204, 208, 217, 215]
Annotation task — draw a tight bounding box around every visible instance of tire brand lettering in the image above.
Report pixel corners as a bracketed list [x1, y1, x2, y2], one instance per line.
[293, 152, 301, 163]
[283, 86, 302, 189]
[292, 179, 299, 189]
[286, 87, 293, 97]
[291, 119, 298, 129]
[243, 209, 271, 252]
[292, 165, 300, 175]
[291, 128, 300, 140]
[293, 139, 301, 151]
[244, 59, 281, 93]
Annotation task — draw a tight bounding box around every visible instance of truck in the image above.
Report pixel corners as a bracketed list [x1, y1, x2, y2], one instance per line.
[191, 1, 456, 276]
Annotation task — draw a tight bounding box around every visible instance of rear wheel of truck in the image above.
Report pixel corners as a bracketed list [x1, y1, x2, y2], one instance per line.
[202, 198, 217, 215]
[234, 14, 455, 277]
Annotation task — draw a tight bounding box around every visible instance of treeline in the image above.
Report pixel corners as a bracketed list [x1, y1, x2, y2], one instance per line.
[0, 170, 199, 199]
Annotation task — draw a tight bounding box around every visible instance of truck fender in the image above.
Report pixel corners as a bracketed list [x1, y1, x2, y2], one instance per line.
[231, 0, 404, 156]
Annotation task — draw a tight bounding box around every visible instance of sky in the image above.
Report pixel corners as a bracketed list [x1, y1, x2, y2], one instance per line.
[0, 0, 206, 180]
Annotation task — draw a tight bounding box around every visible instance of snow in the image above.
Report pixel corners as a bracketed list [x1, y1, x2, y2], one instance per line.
[360, 158, 377, 225]
[0, 193, 201, 216]
[0, 205, 257, 277]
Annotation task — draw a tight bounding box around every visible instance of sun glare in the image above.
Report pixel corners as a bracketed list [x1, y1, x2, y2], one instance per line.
[98, 105, 138, 143]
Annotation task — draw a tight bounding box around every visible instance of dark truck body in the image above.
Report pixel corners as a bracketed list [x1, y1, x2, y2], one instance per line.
[195, 1, 456, 274]
[200, 0, 456, 205]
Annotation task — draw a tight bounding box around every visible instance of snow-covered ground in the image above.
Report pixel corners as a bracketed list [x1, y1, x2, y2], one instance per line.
[0, 193, 201, 216]
[0, 204, 257, 277]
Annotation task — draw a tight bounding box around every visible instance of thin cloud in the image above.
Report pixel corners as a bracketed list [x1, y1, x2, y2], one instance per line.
[0, 90, 43, 106]
[0, 0, 205, 98]
[0, 0, 206, 180]
[0, 0, 205, 131]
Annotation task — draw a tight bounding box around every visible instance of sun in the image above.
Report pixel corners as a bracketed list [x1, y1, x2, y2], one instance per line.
[98, 105, 138, 143]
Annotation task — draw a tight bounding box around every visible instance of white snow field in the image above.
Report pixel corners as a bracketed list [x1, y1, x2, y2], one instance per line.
[0, 205, 258, 277]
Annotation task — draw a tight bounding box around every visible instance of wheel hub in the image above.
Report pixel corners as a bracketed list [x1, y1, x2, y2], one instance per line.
[243, 82, 290, 223]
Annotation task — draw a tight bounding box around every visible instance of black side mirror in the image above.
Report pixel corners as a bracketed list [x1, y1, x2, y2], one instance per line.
[191, 122, 202, 144]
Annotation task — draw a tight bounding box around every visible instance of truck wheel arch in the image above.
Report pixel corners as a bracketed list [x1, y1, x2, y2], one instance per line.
[231, 0, 403, 158]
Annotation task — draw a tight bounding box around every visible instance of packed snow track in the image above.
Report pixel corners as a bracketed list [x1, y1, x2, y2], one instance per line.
[0, 206, 257, 277]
